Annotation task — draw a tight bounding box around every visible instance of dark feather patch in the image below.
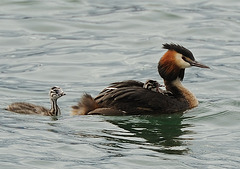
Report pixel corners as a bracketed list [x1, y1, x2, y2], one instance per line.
[162, 43, 195, 61]
[179, 69, 185, 81]
[158, 63, 180, 81]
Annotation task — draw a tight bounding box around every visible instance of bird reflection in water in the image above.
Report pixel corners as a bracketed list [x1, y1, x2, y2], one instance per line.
[103, 114, 194, 155]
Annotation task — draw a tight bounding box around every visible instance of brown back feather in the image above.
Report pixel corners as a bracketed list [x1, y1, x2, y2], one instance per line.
[71, 94, 99, 115]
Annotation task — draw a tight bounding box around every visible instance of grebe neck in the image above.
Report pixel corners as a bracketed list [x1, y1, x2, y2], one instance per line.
[164, 78, 198, 108]
[49, 99, 61, 116]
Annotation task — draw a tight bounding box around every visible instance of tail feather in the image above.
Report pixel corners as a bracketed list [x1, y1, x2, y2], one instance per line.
[71, 93, 99, 115]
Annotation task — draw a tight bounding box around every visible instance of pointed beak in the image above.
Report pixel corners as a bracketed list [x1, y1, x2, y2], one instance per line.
[156, 87, 162, 93]
[58, 91, 66, 97]
[156, 83, 164, 93]
[190, 60, 210, 69]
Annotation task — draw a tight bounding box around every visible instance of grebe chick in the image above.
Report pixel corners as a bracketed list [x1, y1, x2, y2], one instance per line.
[6, 86, 65, 116]
[143, 79, 173, 95]
[72, 43, 209, 115]
[143, 79, 163, 92]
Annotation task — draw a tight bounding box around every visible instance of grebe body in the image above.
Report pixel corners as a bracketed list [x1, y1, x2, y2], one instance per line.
[72, 43, 209, 115]
[6, 86, 65, 116]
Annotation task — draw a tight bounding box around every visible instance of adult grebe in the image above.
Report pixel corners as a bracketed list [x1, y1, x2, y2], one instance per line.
[6, 86, 65, 116]
[72, 43, 209, 115]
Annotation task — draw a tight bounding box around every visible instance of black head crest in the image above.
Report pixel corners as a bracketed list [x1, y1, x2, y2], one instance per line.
[162, 43, 195, 61]
[158, 43, 193, 81]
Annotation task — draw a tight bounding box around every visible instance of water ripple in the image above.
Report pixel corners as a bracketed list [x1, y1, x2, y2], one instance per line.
[1, 0, 240, 168]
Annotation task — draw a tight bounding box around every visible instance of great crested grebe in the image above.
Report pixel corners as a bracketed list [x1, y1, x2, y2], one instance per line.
[6, 86, 65, 116]
[72, 43, 209, 115]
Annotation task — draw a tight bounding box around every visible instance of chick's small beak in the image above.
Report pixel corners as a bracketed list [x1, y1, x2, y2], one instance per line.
[189, 60, 210, 69]
[58, 91, 66, 97]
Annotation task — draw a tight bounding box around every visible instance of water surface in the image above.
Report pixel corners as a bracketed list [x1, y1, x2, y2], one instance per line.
[0, 0, 240, 168]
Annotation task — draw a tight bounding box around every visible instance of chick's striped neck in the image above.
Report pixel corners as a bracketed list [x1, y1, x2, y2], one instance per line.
[49, 99, 61, 116]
